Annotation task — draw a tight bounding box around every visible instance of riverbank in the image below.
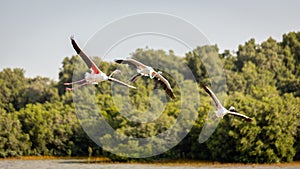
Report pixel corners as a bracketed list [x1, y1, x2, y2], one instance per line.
[1, 156, 300, 167]
[1, 159, 300, 169]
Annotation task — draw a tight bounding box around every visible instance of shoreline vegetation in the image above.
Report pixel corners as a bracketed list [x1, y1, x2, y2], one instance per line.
[1, 156, 300, 167]
[0, 31, 299, 163]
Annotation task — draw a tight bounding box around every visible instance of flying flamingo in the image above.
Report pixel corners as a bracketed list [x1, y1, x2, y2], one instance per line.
[114, 58, 175, 99]
[64, 37, 136, 90]
[201, 83, 252, 122]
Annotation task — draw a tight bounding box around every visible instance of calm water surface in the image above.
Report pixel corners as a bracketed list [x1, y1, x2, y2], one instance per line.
[0, 159, 299, 169]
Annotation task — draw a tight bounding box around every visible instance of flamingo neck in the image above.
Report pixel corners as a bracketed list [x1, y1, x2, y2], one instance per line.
[149, 71, 158, 79]
[109, 69, 121, 78]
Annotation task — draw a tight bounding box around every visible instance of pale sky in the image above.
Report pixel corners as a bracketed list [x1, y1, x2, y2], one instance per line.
[0, 0, 299, 80]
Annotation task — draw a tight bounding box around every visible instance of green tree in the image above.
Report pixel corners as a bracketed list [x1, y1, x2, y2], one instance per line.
[19, 77, 59, 108]
[0, 68, 27, 111]
[0, 108, 31, 157]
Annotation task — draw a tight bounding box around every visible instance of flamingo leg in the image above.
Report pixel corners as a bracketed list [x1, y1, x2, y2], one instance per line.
[66, 82, 90, 91]
[64, 79, 86, 85]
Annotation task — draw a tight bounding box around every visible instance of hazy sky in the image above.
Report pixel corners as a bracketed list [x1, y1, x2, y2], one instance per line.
[0, 0, 299, 80]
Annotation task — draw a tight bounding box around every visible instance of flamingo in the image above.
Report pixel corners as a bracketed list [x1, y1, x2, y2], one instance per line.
[114, 58, 176, 99]
[64, 37, 136, 90]
[201, 83, 252, 122]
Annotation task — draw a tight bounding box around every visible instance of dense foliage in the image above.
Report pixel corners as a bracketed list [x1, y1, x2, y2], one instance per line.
[0, 32, 299, 163]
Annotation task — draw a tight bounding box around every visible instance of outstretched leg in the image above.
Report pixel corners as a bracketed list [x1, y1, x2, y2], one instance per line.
[66, 82, 89, 91]
[64, 79, 86, 86]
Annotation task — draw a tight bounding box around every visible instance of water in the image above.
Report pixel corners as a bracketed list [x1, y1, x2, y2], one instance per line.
[0, 159, 299, 169]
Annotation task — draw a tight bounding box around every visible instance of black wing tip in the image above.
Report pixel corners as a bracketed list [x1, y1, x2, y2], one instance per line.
[245, 118, 253, 122]
[200, 82, 209, 90]
[200, 83, 211, 94]
[199, 82, 206, 87]
[114, 59, 123, 64]
[168, 88, 176, 99]
[70, 35, 75, 40]
[166, 89, 176, 99]
[70, 37, 81, 55]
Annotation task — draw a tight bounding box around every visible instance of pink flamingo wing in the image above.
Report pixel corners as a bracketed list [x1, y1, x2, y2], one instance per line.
[70, 36, 103, 74]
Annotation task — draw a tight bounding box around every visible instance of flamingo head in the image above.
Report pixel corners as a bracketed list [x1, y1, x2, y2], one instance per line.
[228, 106, 237, 112]
[109, 69, 121, 77]
[149, 68, 161, 79]
[113, 69, 121, 74]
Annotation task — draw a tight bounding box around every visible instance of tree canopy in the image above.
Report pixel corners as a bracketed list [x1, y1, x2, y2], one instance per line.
[0, 31, 299, 163]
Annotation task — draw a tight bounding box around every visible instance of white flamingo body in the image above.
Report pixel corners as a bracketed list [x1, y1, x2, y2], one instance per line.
[115, 58, 175, 99]
[64, 37, 136, 90]
[84, 72, 108, 84]
[216, 106, 227, 118]
[137, 66, 156, 78]
[201, 83, 252, 122]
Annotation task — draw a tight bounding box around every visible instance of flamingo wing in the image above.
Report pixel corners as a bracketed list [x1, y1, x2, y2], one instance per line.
[129, 73, 142, 82]
[70, 36, 103, 74]
[200, 83, 223, 109]
[154, 73, 176, 99]
[115, 58, 148, 69]
[108, 77, 137, 89]
[227, 111, 252, 122]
